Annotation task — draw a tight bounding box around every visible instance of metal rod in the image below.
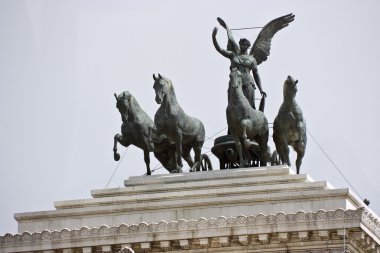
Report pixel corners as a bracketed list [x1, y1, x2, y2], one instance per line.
[231, 26, 263, 30]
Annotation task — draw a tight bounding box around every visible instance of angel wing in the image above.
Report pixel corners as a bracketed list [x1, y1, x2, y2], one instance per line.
[250, 13, 295, 65]
[217, 17, 239, 54]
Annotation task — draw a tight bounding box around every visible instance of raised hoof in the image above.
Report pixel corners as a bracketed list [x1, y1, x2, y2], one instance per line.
[114, 152, 120, 161]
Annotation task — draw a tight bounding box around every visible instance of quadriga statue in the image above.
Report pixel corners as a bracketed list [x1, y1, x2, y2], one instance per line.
[153, 73, 205, 173]
[226, 68, 269, 167]
[113, 91, 155, 175]
[273, 76, 307, 174]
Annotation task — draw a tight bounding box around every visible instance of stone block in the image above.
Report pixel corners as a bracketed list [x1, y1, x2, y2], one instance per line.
[337, 229, 349, 239]
[140, 243, 150, 250]
[238, 235, 249, 245]
[159, 241, 171, 251]
[258, 234, 270, 244]
[101, 246, 112, 253]
[278, 232, 289, 242]
[318, 230, 330, 240]
[198, 238, 209, 247]
[298, 231, 309, 241]
[82, 248, 92, 253]
[218, 237, 230, 246]
[179, 239, 189, 249]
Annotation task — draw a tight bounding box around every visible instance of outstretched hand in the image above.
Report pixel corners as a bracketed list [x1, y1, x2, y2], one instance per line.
[217, 17, 227, 29]
[212, 27, 218, 36]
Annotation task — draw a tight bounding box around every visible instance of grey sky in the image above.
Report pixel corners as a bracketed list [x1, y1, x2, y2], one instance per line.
[1, 0, 380, 235]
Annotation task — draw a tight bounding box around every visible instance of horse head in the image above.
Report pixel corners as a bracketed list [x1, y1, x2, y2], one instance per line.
[229, 68, 243, 89]
[283, 75, 298, 99]
[114, 91, 136, 123]
[153, 73, 173, 104]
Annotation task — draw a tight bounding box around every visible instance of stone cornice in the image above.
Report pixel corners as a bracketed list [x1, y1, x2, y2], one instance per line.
[2, 207, 379, 253]
[361, 208, 380, 244]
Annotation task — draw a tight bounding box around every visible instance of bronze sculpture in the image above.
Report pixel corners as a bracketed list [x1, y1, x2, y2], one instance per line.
[273, 76, 307, 174]
[153, 74, 206, 172]
[226, 68, 269, 167]
[112, 14, 303, 175]
[212, 14, 295, 109]
[113, 90, 187, 174]
[113, 91, 155, 175]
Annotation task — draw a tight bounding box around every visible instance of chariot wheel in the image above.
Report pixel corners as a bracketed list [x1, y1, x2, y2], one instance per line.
[191, 153, 213, 172]
[200, 154, 213, 171]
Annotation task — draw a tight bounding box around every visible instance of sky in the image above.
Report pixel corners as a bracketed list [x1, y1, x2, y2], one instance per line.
[1, 0, 380, 235]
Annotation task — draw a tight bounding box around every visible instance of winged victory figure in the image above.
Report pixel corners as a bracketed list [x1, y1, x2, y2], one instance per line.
[212, 13, 295, 109]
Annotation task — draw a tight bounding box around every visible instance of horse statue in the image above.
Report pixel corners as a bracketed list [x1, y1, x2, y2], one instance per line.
[226, 68, 269, 167]
[153, 73, 206, 172]
[113, 91, 155, 175]
[273, 76, 307, 174]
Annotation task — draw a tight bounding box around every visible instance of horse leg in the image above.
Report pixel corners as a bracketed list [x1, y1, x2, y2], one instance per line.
[182, 144, 194, 170]
[113, 134, 123, 161]
[241, 121, 253, 166]
[143, 150, 151, 175]
[232, 135, 245, 168]
[257, 131, 269, 167]
[295, 124, 307, 174]
[175, 128, 183, 173]
[294, 141, 306, 174]
[273, 133, 291, 167]
[191, 144, 202, 171]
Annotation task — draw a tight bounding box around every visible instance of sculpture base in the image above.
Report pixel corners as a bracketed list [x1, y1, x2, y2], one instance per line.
[15, 165, 362, 233]
[2, 165, 380, 253]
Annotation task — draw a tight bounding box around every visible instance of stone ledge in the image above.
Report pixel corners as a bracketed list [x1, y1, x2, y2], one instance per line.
[54, 181, 329, 210]
[3, 208, 377, 250]
[123, 165, 293, 187]
[91, 173, 310, 199]
[14, 188, 352, 222]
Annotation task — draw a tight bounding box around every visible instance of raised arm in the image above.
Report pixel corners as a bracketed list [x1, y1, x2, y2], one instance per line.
[217, 17, 239, 54]
[212, 27, 233, 59]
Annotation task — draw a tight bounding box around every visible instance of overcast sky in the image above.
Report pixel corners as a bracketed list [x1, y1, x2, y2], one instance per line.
[1, 0, 380, 235]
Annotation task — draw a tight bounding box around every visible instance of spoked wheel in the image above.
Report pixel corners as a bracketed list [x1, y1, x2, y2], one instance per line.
[191, 154, 213, 172]
[200, 154, 213, 171]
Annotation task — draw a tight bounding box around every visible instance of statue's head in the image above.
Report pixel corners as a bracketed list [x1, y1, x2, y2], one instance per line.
[283, 75, 298, 98]
[114, 91, 133, 122]
[239, 38, 251, 51]
[153, 73, 172, 104]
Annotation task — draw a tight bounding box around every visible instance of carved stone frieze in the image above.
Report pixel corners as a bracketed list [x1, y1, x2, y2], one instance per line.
[1, 208, 379, 253]
[362, 209, 380, 236]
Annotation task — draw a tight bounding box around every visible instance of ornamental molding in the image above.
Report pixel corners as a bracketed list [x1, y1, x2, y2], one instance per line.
[1, 207, 378, 250]
[362, 208, 380, 237]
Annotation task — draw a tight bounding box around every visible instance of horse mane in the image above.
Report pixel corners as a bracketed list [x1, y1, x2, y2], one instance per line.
[119, 91, 144, 121]
[160, 76, 176, 97]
